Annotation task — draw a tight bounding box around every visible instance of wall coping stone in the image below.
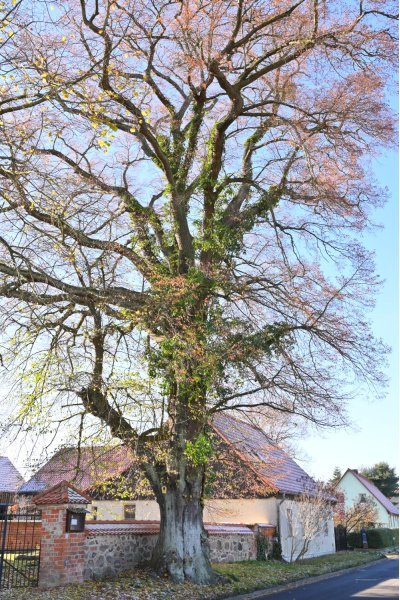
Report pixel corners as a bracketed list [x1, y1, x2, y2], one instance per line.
[85, 522, 255, 537]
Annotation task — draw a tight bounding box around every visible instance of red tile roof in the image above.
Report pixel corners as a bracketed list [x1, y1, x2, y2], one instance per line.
[346, 469, 399, 516]
[211, 413, 318, 496]
[0, 457, 25, 493]
[21, 414, 318, 499]
[34, 481, 92, 505]
[20, 446, 135, 494]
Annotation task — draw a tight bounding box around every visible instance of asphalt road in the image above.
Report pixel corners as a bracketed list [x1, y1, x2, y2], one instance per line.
[248, 557, 399, 600]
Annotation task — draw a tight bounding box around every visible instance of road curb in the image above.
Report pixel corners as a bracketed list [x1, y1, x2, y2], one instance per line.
[223, 556, 390, 600]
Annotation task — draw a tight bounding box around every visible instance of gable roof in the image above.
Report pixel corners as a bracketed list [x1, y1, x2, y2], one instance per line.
[341, 469, 399, 516]
[211, 413, 318, 496]
[19, 445, 135, 494]
[34, 481, 92, 506]
[0, 457, 25, 493]
[20, 414, 318, 498]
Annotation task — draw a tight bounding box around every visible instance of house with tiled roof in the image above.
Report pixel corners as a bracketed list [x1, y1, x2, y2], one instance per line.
[19, 414, 336, 560]
[336, 469, 399, 529]
[0, 456, 25, 504]
[19, 445, 135, 496]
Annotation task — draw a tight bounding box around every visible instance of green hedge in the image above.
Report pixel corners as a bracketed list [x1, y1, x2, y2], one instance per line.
[347, 528, 399, 549]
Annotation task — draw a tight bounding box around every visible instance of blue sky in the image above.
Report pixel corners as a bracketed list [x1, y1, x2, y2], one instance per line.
[296, 147, 399, 481]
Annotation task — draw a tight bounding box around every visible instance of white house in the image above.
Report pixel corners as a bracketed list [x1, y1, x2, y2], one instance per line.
[19, 414, 336, 561]
[336, 469, 399, 529]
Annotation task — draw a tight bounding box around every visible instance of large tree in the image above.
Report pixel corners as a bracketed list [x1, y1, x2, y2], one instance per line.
[330, 467, 342, 485]
[361, 463, 399, 498]
[0, 0, 397, 584]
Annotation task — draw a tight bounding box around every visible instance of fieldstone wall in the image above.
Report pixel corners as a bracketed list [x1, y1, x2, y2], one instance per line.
[83, 523, 256, 579]
[84, 532, 158, 579]
[209, 533, 256, 562]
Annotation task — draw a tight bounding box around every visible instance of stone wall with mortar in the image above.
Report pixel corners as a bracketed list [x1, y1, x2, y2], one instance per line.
[208, 533, 257, 563]
[83, 523, 256, 580]
[84, 531, 158, 579]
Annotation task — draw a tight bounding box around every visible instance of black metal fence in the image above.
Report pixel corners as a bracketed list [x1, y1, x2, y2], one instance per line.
[0, 505, 42, 588]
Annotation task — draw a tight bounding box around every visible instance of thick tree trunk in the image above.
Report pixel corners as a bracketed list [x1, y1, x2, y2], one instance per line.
[145, 463, 221, 584]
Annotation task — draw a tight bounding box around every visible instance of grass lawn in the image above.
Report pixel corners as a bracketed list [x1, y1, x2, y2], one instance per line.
[0, 551, 384, 600]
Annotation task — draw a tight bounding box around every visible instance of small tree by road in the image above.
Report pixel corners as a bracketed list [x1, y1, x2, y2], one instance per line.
[334, 493, 379, 533]
[284, 486, 333, 562]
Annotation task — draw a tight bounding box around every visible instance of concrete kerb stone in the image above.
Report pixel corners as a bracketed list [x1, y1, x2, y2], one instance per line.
[223, 555, 391, 600]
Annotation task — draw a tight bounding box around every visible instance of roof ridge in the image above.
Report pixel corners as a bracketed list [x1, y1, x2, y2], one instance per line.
[52, 444, 122, 453]
[346, 469, 399, 515]
[213, 412, 276, 444]
[29, 443, 127, 471]
[211, 413, 318, 497]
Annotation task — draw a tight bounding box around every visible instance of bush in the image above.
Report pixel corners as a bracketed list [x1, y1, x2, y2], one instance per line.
[347, 528, 398, 549]
[347, 531, 362, 548]
[256, 533, 268, 561]
[271, 538, 282, 560]
[256, 534, 282, 561]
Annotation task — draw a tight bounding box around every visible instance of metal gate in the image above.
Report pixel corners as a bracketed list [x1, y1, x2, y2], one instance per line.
[334, 524, 347, 551]
[0, 504, 41, 588]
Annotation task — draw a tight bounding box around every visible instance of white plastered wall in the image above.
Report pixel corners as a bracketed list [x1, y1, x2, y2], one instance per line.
[204, 498, 277, 524]
[279, 499, 336, 562]
[88, 497, 278, 525]
[88, 500, 127, 520]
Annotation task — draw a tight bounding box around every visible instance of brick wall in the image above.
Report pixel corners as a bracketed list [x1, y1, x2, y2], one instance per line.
[39, 505, 86, 588]
[4, 520, 42, 551]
